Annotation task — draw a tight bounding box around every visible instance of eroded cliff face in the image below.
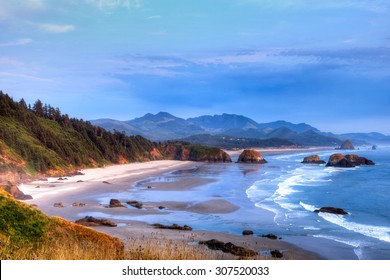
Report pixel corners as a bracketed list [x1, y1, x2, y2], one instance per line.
[236, 149, 267, 164]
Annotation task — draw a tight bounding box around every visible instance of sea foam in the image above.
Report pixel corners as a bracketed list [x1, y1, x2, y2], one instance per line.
[318, 212, 390, 243]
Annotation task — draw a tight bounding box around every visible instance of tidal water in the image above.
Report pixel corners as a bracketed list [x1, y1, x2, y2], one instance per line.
[90, 146, 390, 259]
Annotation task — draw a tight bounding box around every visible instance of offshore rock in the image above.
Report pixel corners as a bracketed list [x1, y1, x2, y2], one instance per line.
[314, 207, 348, 215]
[109, 198, 125, 208]
[237, 149, 267, 164]
[339, 140, 355, 150]
[301, 154, 326, 164]
[326, 153, 375, 167]
[262, 233, 278, 240]
[127, 200, 143, 209]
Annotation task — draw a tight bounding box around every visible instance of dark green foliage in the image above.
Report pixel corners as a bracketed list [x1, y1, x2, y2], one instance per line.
[0, 92, 158, 174]
[0, 91, 231, 177]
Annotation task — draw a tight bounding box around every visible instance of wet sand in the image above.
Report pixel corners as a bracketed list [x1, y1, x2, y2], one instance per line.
[19, 158, 323, 260]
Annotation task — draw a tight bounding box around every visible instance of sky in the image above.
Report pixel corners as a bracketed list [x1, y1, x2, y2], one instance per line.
[0, 0, 389, 134]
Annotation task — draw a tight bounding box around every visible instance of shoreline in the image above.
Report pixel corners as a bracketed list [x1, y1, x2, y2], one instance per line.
[225, 146, 336, 157]
[18, 150, 333, 260]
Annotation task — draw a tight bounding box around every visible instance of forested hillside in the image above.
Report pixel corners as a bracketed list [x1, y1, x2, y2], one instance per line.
[0, 92, 230, 184]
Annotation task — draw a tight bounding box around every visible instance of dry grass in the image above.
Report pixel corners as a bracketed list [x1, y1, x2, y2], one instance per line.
[123, 235, 225, 260]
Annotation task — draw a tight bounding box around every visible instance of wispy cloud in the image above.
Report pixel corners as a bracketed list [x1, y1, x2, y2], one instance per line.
[0, 57, 25, 67]
[105, 55, 193, 77]
[85, 0, 142, 11]
[148, 15, 161, 20]
[38, 23, 76, 33]
[238, 0, 390, 14]
[0, 71, 52, 82]
[0, 38, 33, 47]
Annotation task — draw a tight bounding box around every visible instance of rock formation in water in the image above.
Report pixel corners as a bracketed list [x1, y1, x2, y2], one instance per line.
[109, 198, 125, 208]
[236, 149, 267, 164]
[326, 153, 375, 167]
[314, 207, 348, 215]
[301, 154, 326, 164]
[339, 140, 355, 150]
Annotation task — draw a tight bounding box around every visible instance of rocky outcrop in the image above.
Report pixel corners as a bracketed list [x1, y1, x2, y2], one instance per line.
[199, 239, 257, 257]
[262, 233, 278, 240]
[236, 149, 267, 164]
[72, 202, 86, 207]
[75, 216, 117, 227]
[271, 249, 284, 258]
[372, 145, 377, 150]
[301, 154, 326, 164]
[153, 223, 192, 231]
[314, 207, 348, 215]
[0, 183, 32, 200]
[242, 230, 254, 236]
[53, 202, 65, 208]
[339, 140, 355, 150]
[163, 143, 232, 163]
[127, 200, 143, 209]
[109, 199, 125, 208]
[326, 153, 375, 167]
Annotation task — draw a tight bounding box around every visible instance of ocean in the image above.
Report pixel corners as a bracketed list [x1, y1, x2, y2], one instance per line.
[92, 146, 390, 260]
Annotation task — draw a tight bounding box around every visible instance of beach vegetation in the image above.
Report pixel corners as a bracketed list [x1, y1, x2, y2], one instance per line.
[0, 189, 124, 260]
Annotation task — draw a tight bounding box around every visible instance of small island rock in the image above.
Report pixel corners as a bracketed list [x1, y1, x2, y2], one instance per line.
[326, 153, 375, 168]
[109, 198, 125, 208]
[237, 149, 267, 164]
[301, 154, 326, 164]
[242, 230, 254, 236]
[127, 200, 143, 209]
[314, 207, 348, 215]
[339, 140, 355, 150]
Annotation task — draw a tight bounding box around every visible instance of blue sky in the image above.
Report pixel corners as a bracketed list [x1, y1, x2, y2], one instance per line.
[0, 0, 389, 134]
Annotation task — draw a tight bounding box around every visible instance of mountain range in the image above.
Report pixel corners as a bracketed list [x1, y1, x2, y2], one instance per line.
[0, 93, 231, 185]
[91, 112, 390, 147]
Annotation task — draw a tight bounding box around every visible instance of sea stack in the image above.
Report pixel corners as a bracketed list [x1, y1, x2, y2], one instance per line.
[301, 154, 326, 164]
[236, 149, 267, 164]
[326, 153, 375, 167]
[339, 140, 355, 150]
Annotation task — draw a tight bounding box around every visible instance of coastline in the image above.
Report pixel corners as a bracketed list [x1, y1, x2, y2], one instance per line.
[18, 154, 328, 260]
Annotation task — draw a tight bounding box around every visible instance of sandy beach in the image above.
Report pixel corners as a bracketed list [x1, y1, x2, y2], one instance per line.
[19, 158, 323, 260]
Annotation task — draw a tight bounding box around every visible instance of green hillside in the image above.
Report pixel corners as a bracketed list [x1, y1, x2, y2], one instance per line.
[0, 189, 124, 259]
[0, 91, 231, 184]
